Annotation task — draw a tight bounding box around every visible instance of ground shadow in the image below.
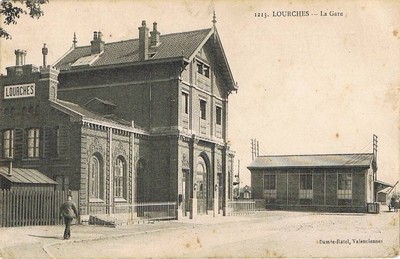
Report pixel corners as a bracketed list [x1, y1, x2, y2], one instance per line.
[28, 234, 61, 240]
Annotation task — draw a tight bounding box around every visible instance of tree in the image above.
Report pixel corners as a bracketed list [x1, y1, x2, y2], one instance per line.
[0, 0, 48, 39]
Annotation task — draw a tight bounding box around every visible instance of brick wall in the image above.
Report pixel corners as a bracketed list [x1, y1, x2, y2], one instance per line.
[58, 63, 181, 131]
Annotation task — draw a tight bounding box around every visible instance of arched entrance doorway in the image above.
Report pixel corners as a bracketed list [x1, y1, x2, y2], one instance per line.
[196, 154, 212, 214]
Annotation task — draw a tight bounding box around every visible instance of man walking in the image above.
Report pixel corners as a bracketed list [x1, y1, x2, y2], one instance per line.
[60, 193, 79, 240]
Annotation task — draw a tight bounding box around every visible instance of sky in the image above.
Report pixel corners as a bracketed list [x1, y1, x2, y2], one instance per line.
[1, 0, 399, 187]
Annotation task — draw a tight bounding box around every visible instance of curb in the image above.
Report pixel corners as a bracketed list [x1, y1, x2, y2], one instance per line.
[42, 225, 191, 259]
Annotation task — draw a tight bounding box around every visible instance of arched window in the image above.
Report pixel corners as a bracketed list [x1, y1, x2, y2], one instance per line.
[89, 154, 103, 200]
[114, 156, 126, 199]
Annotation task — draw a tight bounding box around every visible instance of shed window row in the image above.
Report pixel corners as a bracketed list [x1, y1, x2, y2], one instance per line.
[263, 172, 353, 201]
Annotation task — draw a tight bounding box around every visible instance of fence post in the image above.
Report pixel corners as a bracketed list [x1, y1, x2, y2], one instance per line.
[0, 190, 3, 227]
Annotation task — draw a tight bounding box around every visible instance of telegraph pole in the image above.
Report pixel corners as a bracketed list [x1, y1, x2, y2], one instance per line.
[256, 140, 259, 157]
[237, 159, 240, 199]
[373, 134, 378, 180]
[251, 138, 259, 160]
[251, 139, 254, 160]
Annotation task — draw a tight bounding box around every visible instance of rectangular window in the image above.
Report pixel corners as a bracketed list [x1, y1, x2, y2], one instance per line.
[197, 63, 203, 74]
[216, 106, 222, 125]
[182, 92, 189, 114]
[203, 65, 210, 78]
[263, 174, 277, 201]
[3, 129, 14, 158]
[27, 128, 40, 158]
[338, 173, 352, 202]
[200, 100, 206, 120]
[196, 60, 210, 78]
[264, 174, 276, 190]
[299, 174, 313, 200]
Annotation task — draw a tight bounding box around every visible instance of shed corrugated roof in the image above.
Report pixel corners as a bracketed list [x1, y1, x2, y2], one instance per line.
[0, 167, 57, 184]
[248, 153, 374, 169]
[54, 29, 212, 70]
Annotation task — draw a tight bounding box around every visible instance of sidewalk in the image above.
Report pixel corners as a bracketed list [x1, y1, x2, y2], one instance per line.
[0, 214, 254, 259]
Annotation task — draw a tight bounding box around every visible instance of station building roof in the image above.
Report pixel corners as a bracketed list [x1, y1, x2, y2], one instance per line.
[54, 23, 238, 92]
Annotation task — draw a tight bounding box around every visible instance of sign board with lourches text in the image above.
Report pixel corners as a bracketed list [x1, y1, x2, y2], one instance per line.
[4, 83, 35, 99]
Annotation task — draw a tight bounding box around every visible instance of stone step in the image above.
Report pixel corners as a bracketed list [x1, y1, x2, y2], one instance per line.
[88, 215, 126, 227]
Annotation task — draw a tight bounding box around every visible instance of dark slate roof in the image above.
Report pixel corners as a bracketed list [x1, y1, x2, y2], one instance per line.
[54, 27, 238, 92]
[0, 167, 57, 184]
[54, 28, 212, 70]
[375, 180, 394, 188]
[248, 153, 374, 169]
[85, 97, 116, 107]
[375, 180, 395, 193]
[51, 99, 132, 127]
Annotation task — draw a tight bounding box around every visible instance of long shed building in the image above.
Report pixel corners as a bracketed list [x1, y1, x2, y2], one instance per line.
[248, 153, 376, 213]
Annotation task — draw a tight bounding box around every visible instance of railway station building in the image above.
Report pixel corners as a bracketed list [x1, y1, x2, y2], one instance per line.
[0, 19, 237, 219]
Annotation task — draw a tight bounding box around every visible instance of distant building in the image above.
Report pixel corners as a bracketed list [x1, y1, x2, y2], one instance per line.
[239, 185, 251, 199]
[375, 180, 396, 204]
[248, 153, 376, 213]
[0, 19, 237, 219]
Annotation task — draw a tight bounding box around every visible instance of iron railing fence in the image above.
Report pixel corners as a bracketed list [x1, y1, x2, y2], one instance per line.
[87, 201, 177, 225]
[227, 199, 256, 216]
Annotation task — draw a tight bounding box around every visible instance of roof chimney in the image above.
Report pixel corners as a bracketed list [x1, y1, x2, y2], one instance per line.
[42, 43, 48, 67]
[72, 32, 77, 48]
[91, 31, 104, 55]
[138, 20, 149, 61]
[150, 22, 160, 47]
[15, 49, 27, 66]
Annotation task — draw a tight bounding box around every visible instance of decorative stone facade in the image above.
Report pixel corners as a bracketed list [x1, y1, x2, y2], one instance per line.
[1, 20, 238, 218]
